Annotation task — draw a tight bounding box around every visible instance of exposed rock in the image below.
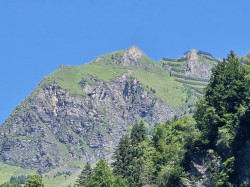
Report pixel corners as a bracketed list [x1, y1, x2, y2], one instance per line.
[185, 49, 214, 78]
[120, 46, 143, 66]
[0, 47, 217, 174]
[0, 70, 177, 172]
[180, 150, 220, 187]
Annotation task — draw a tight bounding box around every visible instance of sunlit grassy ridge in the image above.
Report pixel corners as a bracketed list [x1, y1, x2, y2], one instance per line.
[42, 50, 128, 96]
[37, 49, 195, 109]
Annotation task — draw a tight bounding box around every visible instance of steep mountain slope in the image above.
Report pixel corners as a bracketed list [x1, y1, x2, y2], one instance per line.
[0, 46, 217, 174]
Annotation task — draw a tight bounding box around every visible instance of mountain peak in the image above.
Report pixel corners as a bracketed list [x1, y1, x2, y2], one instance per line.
[127, 45, 143, 53]
[120, 46, 144, 67]
[185, 49, 198, 56]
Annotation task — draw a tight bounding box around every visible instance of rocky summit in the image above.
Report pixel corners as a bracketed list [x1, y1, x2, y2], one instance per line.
[0, 47, 218, 173]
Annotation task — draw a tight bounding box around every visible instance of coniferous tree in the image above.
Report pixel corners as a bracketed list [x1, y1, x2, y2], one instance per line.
[194, 51, 248, 149]
[86, 159, 113, 187]
[205, 50, 247, 121]
[112, 135, 131, 177]
[130, 121, 146, 146]
[75, 162, 92, 187]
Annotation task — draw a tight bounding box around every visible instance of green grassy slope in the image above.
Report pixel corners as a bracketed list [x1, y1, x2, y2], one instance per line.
[0, 163, 36, 184]
[0, 161, 87, 187]
[36, 49, 198, 110]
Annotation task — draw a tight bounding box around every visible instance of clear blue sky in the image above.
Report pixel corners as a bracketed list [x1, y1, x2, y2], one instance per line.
[1, 0, 250, 124]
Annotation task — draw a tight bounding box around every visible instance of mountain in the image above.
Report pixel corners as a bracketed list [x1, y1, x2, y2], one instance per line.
[0, 46, 218, 174]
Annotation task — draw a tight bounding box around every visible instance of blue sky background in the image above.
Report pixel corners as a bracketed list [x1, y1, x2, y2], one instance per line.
[0, 0, 250, 124]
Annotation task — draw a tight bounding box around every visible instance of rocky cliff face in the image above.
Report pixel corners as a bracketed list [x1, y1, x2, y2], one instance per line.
[120, 46, 143, 67]
[0, 64, 176, 172]
[185, 50, 214, 78]
[0, 47, 216, 173]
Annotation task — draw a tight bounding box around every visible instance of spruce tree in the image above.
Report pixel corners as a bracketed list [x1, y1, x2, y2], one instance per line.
[75, 162, 92, 187]
[130, 120, 146, 146]
[86, 159, 113, 187]
[194, 51, 248, 148]
[112, 135, 131, 177]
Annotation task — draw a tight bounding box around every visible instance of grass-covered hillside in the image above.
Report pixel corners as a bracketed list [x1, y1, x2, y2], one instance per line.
[38, 47, 217, 113]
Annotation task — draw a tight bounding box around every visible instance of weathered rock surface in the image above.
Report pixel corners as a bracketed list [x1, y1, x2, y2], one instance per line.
[120, 46, 143, 66]
[0, 70, 177, 172]
[179, 151, 221, 187]
[185, 50, 214, 78]
[0, 47, 217, 173]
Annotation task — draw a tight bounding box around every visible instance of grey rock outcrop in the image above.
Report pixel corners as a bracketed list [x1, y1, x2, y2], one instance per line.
[0, 47, 217, 174]
[0, 70, 177, 172]
[120, 46, 143, 66]
[185, 49, 213, 78]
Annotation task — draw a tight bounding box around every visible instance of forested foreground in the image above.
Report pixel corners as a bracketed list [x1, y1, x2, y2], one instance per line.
[1, 51, 249, 187]
[73, 51, 250, 187]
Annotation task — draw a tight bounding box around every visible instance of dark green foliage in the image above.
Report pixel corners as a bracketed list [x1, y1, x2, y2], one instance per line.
[112, 176, 127, 187]
[9, 175, 31, 184]
[24, 175, 44, 187]
[194, 97, 219, 148]
[54, 171, 71, 178]
[194, 51, 249, 185]
[208, 157, 235, 187]
[130, 121, 146, 146]
[112, 135, 131, 177]
[75, 162, 92, 187]
[194, 51, 248, 150]
[86, 159, 113, 187]
[111, 117, 198, 187]
[205, 51, 247, 118]
[150, 87, 156, 93]
[158, 165, 184, 187]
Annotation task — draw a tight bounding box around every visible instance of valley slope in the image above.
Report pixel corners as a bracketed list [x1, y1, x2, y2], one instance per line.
[0, 46, 217, 176]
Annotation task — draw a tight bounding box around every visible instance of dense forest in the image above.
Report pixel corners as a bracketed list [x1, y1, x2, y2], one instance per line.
[1, 51, 249, 187]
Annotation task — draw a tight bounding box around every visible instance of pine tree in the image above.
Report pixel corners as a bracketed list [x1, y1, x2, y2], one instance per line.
[75, 162, 92, 187]
[86, 159, 113, 187]
[112, 135, 131, 177]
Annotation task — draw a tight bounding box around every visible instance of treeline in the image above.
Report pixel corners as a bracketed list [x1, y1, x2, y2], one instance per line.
[0, 175, 44, 187]
[75, 118, 198, 187]
[10, 175, 31, 185]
